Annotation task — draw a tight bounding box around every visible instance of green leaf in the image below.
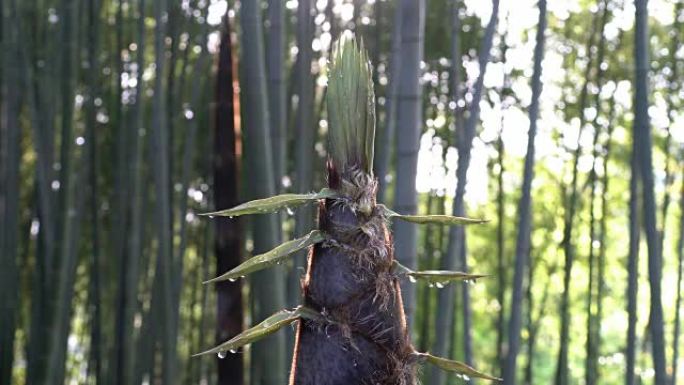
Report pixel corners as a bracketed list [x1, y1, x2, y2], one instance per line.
[204, 230, 326, 284]
[392, 214, 488, 225]
[381, 206, 487, 225]
[416, 352, 502, 381]
[327, 31, 376, 173]
[193, 306, 322, 357]
[392, 261, 487, 286]
[201, 188, 338, 217]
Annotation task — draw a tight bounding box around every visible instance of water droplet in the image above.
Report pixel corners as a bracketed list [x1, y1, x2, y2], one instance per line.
[435, 282, 445, 289]
[408, 276, 417, 283]
[286, 207, 294, 216]
[228, 278, 237, 282]
[217, 351, 227, 359]
[229, 349, 238, 354]
[208, 215, 215, 219]
[428, 283, 435, 288]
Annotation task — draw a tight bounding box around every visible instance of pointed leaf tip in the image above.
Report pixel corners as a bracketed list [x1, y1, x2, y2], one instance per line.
[205, 230, 326, 284]
[327, 30, 376, 173]
[393, 261, 487, 285]
[380, 206, 488, 225]
[201, 188, 338, 218]
[416, 352, 502, 381]
[194, 307, 319, 357]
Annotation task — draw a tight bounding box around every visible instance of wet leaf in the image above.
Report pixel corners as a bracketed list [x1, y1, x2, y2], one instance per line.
[193, 306, 322, 357]
[392, 214, 488, 225]
[201, 188, 338, 217]
[393, 261, 487, 285]
[380, 206, 487, 225]
[204, 230, 326, 284]
[416, 352, 502, 381]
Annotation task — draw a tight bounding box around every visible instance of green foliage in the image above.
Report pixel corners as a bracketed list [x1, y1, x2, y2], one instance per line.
[326, 31, 376, 174]
[416, 352, 502, 381]
[194, 306, 322, 357]
[393, 260, 487, 285]
[204, 230, 326, 284]
[382, 205, 488, 225]
[201, 188, 338, 217]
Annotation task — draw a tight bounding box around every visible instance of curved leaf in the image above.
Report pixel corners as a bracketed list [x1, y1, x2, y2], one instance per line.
[201, 188, 338, 217]
[416, 352, 502, 381]
[193, 306, 322, 357]
[393, 261, 487, 286]
[380, 206, 487, 225]
[204, 230, 326, 283]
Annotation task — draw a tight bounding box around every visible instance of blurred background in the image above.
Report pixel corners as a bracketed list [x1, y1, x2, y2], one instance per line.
[0, 0, 683, 384]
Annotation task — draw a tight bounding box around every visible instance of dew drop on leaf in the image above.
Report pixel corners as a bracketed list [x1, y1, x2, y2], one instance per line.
[217, 351, 227, 359]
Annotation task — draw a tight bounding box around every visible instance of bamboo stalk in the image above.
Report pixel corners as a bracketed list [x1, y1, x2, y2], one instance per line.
[0, 0, 22, 380]
[290, 0, 315, 311]
[150, 0, 177, 382]
[239, 1, 288, 382]
[554, 4, 603, 384]
[633, 0, 668, 382]
[432, 2, 500, 381]
[502, 2, 546, 384]
[393, 0, 426, 329]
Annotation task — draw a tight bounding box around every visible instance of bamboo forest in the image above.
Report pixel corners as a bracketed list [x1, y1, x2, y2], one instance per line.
[2, 0, 684, 384]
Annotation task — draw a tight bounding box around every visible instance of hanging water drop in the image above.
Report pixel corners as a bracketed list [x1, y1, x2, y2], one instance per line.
[286, 207, 294, 216]
[208, 215, 215, 219]
[228, 278, 237, 282]
[229, 349, 238, 354]
[217, 351, 227, 359]
[435, 282, 445, 289]
[408, 276, 417, 283]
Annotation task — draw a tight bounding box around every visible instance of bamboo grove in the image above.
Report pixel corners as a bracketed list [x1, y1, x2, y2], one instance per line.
[0, 0, 683, 385]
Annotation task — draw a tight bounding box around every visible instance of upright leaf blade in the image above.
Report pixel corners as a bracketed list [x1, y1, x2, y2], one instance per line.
[201, 188, 338, 217]
[205, 230, 327, 283]
[327, 31, 376, 173]
[193, 306, 321, 357]
[416, 352, 502, 381]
